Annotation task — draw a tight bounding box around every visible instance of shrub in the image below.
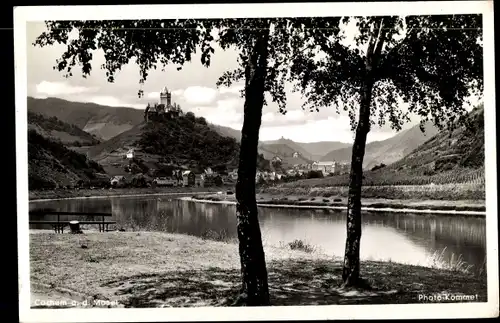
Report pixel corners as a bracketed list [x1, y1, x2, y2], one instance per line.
[306, 170, 324, 179]
[371, 163, 387, 171]
[288, 239, 315, 253]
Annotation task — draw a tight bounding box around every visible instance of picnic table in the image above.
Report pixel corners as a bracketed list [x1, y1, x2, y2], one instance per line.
[29, 211, 116, 233]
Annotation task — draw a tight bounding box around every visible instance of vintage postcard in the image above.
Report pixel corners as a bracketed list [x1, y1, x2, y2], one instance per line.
[15, 1, 498, 321]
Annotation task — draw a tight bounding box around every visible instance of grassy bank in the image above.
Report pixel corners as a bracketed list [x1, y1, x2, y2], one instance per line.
[190, 192, 486, 214]
[260, 183, 485, 201]
[29, 185, 233, 201]
[30, 231, 487, 307]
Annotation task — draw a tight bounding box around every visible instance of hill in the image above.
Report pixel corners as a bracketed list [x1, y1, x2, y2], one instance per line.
[388, 104, 484, 174]
[321, 121, 439, 169]
[87, 112, 270, 176]
[295, 141, 351, 160]
[261, 137, 315, 159]
[209, 123, 242, 142]
[28, 129, 106, 189]
[27, 97, 144, 141]
[28, 111, 101, 146]
[258, 143, 313, 167]
[262, 137, 351, 161]
[208, 125, 315, 166]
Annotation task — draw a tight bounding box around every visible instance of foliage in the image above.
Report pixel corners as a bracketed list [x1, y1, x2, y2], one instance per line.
[289, 15, 483, 132]
[137, 113, 241, 169]
[195, 116, 208, 126]
[185, 111, 196, 122]
[28, 129, 105, 190]
[271, 158, 283, 171]
[306, 170, 324, 179]
[129, 174, 149, 188]
[257, 154, 272, 171]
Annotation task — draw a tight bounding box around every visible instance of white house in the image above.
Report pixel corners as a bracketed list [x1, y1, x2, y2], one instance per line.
[110, 176, 126, 187]
[230, 169, 238, 181]
[312, 161, 336, 174]
[126, 149, 135, 159]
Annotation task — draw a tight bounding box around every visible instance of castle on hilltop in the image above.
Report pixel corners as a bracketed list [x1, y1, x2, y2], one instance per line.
[144, 86, 183, 122]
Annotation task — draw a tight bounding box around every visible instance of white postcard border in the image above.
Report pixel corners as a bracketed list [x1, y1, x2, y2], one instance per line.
[15, 1, 498, 321]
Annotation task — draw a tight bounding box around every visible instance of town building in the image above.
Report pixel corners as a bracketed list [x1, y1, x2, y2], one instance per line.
[336, 162, 351, 174]
[312, 161, 336, 174]
[110, 176, 126, 187]
[272, 156, 282, 163]
[195, 174, 204, 187]
[182, 171, 196, 187]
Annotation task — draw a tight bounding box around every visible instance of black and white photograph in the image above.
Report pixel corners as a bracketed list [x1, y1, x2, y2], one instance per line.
[16, 1, 498, 321]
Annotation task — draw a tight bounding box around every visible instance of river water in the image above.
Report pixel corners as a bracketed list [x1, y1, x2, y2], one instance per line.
[29, 195, 486, 274]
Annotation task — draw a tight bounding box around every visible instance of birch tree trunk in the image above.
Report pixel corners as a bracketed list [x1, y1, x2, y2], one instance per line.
[342, 18, 386, 287]
[234, 27, 271, 306]
[342, 78, 373, 286]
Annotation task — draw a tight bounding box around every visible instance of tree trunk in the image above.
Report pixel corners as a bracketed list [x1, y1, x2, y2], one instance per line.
[234, 27, 271, 306]
[342, 78, 373, 287]
[342, 18, 386, 287]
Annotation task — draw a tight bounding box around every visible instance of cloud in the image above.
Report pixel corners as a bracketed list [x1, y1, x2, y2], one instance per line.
[182, 86, 217, 105]
[146, 91, 160, 100]
[189, 98, 243, 127]
[35, 81, 95, 96]
[218, 84, 244, 95]
[172, 89, 184, 96]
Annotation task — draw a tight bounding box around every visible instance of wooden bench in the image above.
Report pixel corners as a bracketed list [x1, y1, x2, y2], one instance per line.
[29, 211, 116, 233]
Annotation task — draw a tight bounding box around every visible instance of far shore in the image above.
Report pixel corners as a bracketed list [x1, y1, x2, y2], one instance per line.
[185, 194, 486, 216]
[29, 186, 232, 202]
[30, 231, 487, 307]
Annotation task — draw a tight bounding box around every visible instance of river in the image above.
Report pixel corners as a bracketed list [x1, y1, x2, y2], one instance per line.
[29, 195, 486, 274]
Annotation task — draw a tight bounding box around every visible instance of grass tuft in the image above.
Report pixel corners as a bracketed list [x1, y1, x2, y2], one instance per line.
[288, 239, 316, 253]
[429, 247, 474, 274]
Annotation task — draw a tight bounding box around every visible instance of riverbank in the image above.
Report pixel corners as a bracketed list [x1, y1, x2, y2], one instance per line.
[29, 231, 486, 307]
[260, 183, 485, 201]
[189, 193, 486, 215]
[29, 186, 232, 202]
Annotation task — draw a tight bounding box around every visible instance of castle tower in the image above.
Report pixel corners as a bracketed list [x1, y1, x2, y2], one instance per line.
[160, 86, 172, 108]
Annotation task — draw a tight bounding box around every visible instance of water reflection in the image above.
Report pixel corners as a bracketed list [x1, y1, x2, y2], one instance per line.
[30, 197, 486, 273]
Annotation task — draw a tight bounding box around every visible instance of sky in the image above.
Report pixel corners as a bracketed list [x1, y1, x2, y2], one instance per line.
[26, 20, 480, 144]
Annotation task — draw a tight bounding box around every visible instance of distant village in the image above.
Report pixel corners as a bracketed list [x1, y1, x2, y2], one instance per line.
[107, 87, 350, 189]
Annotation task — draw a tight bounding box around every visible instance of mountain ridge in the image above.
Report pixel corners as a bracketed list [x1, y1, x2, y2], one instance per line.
[28, 96, 144, 141]
[321, 121, 439, 169]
